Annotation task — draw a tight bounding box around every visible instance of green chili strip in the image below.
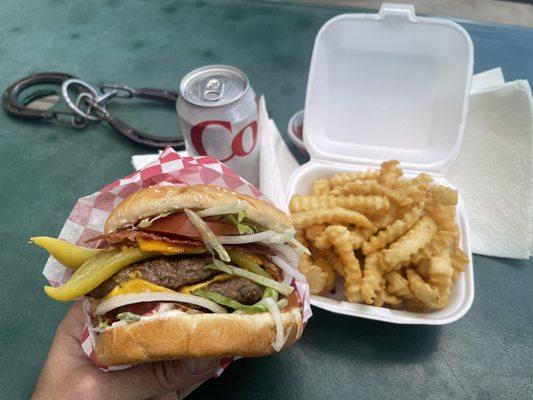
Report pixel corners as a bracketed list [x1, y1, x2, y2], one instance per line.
[227, 249, 271, 278]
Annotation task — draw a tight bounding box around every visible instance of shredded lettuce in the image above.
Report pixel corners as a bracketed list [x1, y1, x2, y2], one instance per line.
[95, 316, 110, 332]
[193, 289, 266, 313]
[116, 312, 140, 323]
[184, 208, 230, 262]
[137, 211, 172, 228]
[223, 213, 259, 235]
[193, 287, 283, 314]
[262, 287, 279, 302]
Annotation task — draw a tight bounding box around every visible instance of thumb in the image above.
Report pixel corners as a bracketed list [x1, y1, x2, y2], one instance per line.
[101, 358, 219, 400]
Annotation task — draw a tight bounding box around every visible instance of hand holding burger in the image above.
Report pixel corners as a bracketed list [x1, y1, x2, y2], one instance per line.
[32, 301, 219, 400]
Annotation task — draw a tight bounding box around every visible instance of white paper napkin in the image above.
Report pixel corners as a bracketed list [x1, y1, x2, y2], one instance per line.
[447, 68, 533, 259]
[258, 97, 299, 211]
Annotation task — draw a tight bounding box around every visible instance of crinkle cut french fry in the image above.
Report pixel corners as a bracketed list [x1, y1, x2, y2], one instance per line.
[379, 160, 402, 187]
[372, 205, 398, 229]
[362, 253, 382, 304]
[379, 216, 438, 271]
[385, 271, 415, 300]
[431, 185, 458, 206]
[374, 281, 401, 307]
[313, 230, 332, 250]
[406, 269, 439, 306]
[321, 249, 344, 276]
[429, 249, 453, 308]
[403, 298, 428, 312]
[314, 258, 337, 294]
[324, 225, 363, 303]
[451, 245, 469, 281]
[416, 258, 430, 279]
[426, 202, 457, 233]
[407, 229, 454, 266]
[329, 170, 379, 187]
[312, 179, 330, 196]
[305, 224, 325, 243]
[362, 203, 424, 255]
[299, 253, 330, 295]
[292, 207, 376, 230]
[342, 180, 413, 207]
[314, 228, 370, 250]
[289, 194, 390, 215]
[411, 173, 433, 189]
[350, 229, 374, 249]
[395, 173, 433, 202]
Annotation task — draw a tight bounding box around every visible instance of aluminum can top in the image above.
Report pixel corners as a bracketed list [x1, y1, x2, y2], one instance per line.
[179, 65, 249, 107]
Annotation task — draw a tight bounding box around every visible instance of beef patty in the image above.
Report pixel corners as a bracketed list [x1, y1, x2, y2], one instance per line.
[89, 255, 218, 298]
[89, 255, 264, 305]
[206, 277, 263, 305]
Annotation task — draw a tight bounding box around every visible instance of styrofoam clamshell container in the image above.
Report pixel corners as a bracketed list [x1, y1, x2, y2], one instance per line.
[286, 4, 475, 324]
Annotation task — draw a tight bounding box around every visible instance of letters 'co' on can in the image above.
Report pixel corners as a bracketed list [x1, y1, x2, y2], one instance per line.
[177, 65, 259, 184]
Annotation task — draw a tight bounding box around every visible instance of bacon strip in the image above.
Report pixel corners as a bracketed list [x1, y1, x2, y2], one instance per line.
[88, 230, 277, 257]
[88, 230, 203, 247]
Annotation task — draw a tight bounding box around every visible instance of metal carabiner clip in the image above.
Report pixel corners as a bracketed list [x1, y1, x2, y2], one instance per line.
[2, 72, 185, 149]
[96, 83, 185, 149]
[2, 72, 88, 128]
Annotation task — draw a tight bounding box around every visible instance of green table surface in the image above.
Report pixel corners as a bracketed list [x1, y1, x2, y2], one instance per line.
[1, 1, 532, 399]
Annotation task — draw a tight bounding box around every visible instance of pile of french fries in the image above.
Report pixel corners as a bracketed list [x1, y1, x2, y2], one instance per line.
[290, 161, 469, 311]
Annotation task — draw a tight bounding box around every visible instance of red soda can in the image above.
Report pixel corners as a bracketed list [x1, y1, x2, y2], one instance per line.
[177, 65, 259, 184]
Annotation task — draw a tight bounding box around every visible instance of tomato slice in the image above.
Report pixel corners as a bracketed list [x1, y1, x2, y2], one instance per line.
[142, 213, 239, 238]
[285, 290, 301, 309]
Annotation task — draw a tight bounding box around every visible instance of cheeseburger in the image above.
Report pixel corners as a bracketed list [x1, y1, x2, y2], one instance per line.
[33, 185, 306, 365]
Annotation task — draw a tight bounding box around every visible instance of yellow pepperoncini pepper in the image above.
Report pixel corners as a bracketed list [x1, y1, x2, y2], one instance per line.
[44, 247, 158, 301]
[30, 236, 104, 270]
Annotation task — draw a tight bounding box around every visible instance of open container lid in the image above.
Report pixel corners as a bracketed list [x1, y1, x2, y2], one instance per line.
[304, 3, 473, 173]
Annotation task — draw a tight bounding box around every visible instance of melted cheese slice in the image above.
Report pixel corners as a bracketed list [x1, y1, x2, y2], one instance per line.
[178, 274, 232, 294]
[137, 238, 206, 255]
[104, 278, 174, 299]
[103, 274, 234, 299]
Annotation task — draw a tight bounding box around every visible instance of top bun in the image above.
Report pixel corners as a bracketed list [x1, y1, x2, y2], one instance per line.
[104, 185, 293, 234]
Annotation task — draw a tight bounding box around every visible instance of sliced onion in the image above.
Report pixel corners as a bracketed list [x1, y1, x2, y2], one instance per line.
[218, 230, 278, 244]
[219, 229, 295, 245]
[184, 208, 230, 262]
[263, 243, 300, 269]
[290, 237, 311, 255]
[263, 230, 295, 244]
[263, 297, 286, 352]
[267, 254, 306, 282]
[95, 292, 228, 315]
[196, 201, 248, 217]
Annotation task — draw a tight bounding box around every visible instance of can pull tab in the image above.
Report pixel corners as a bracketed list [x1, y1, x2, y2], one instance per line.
[203, 78, 224, 102]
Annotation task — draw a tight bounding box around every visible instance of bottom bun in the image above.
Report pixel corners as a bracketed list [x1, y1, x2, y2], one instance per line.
[95, 308, 303, 365]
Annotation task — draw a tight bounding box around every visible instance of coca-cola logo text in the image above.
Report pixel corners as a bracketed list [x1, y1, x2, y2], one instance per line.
[190, 120, 258, 162]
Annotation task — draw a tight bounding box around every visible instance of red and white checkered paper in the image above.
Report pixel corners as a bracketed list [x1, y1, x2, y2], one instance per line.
[42, 147, 311, 374]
